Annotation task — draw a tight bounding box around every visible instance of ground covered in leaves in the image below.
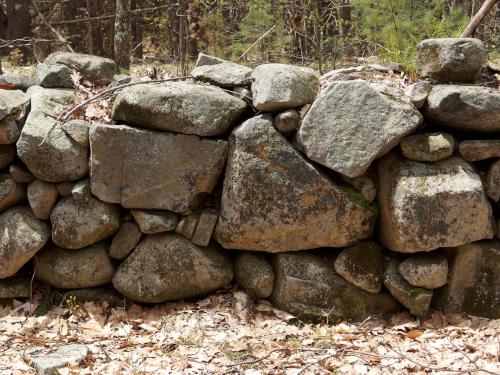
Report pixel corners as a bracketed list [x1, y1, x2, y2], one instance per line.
[0, 289, 498, 374]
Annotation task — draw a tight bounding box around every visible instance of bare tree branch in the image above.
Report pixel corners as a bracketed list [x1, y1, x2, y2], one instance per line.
[31, 0, 75, 52]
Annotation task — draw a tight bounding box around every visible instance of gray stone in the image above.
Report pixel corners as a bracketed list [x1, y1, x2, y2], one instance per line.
[25, 344, 89, 375]
[131, 209, 178, 234]
[233, 86, 252, 101]
[50, 195, 120, 249]
[272, 252, 400, 321]
[403, 81, 432, 108]
[214, 115, 376, 252]
[191, 208, 218, 247]
[192, 60, 253, 88]
[0, 116, 23, 145]
[320, 64, 391, 83]
[195, 52, 226, 67]
[251, 64, 318, 111]
[0, 206, 50, 279]
[383, 258, 432, 317]
[0, 74, 36, 91]
[425, 85, 500, 133]
[27, 179, 59, 220]
[458, 140, 500, 161]
[113, 234, 233, 303]
[0, 89, 30, 121]
[0, 276, 30, 298]
[71, 178, 91, 202]
[36, 63, 73, 88]
[274, 109, 300, 134]
[486, 159, 500, 202]
[487, 59, 500, 73]
[175, 212, 200, 240]
[340, 173, 377, 204]
[0, 143, 15, 170]
[111, 82, 246, 136]
[61, 119, 90, 147]
[400, 132, 455, 162]
[0, 173, 26, 212]
[9, 163, 34, 183]
[234, 253, 274, 298]
[398, 253, 448, 289]
[386, 61, 405, 72]
[89, 124, 227, 213]
[296, 81, 423, 178]
[44, 52, 117, 82]
[35, 242, 115, 289]
[433, 241, 499, 319]
[334, 242, 382, 294]
[416, 38, 484, 82]
[16, 87, 89, 182]
[56, 182, 74, 196]
[109, 221, 142, 260]
[378, 154, 495, 253]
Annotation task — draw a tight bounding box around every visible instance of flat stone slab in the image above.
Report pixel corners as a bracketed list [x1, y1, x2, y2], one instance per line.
[25, 344, 88, 375]
[458, 140, 500, 161]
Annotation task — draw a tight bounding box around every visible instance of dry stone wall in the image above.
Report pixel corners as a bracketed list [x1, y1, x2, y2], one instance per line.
[0, 39, 499, 321]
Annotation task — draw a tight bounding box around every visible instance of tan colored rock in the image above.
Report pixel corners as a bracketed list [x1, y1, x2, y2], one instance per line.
[71, 178, 91, 203]
[191, 208, 218, 247]
[62, 119, 90, 147]
[0, 173, 26, 213]
[400, 132, 455, 162]
[398, 253, 448, 289]
[27, 179, 59, 220]
[234, 253, 274, 299]
[341, 172, 377, 204]
[9, 163, 34, 183]
[458, 140, 500, 161]
[175, 213, 199, 240]
[131, 209, 178, 234]
[56, 181, 75, 196]
[109, 221, 142, 260]
[486, 159, 500, 202]
[403, 81, 431, 108]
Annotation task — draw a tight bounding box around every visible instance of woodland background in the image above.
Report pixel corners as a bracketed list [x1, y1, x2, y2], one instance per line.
[0, 0, 499, 75]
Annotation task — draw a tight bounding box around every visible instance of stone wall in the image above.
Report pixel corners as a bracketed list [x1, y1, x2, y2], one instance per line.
[0, 38, 499, 321]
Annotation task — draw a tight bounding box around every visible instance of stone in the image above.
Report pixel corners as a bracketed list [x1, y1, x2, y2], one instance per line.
[0, 74, 36, 91]
[16, 87, 89, 182]
[487, 59, 500, 72]
[56, 182, 74, 196]
[71, 178, 91, 202]
[191, 208, 218, 247]
[416, 38, 484, 82]
[175, 212, 200, 240]
[0, 116, 23, 145]
[274, 109, 300, 134]
[398, 253, 448, 289]
[251, 64, 318, 111]
[458, 140, 500, 161]
[113, 234, 233, 303]
[192, 60, 253, 87]
[89, 124, 227, 213]
[0, 276, 30, 298]
[36, 63, 73, 88]
[425, 85, 500, 133]
[334, 242, 382, 294]
[340, 173, 377, 204]
[131, 209, 178, 234]
[61, 119, 90, 147]
[214, 115, 376, 252]
[271, 252, 400, 321]
[9, 163, 34, 183]
[109, 221, 142, 260]
[27, 179, 59, 220]
[383, 258, 432, 317]
[35, 242, 115, 289]
[195, 52, 226, 67]
[486, 159, 500, 202]
[0, 143, 15, 169]
[400, 132, 455, 162]
[433, 241, 499, 319]
[320, 64, 390, 83]
[0, 206, 50, 279]
[404, 81, 432, 108]
[50, 195, 120, 249]
[25, 344, 89, 375]
[111, 83, 246, 136]
[234, 253, 274, 298]
[233, 86, 252, 101]
[0, 89, 30, 121]
[44, 52, 117, 82]
[0, 173, 26, 212]
[295, 81, 423, 178]
[386, 61, 405, 72]
[378, 154, 495, 253]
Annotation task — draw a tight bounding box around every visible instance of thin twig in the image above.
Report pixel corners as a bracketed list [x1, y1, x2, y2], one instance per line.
[238, 24, 277, 61]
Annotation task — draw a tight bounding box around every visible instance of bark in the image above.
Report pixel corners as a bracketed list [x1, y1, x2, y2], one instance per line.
[6, 0, 32, 62]
[312, 0, 323, 74]
[87, 0, 105, 56]
[461, 0, 498, 37]
[130, 0, 143, 59]
[114, 0, 131, 70]
[178, 0, 188, 75]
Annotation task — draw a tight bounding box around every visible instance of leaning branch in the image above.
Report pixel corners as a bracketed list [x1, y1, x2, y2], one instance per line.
[237, 24, 277, 61]
[460, 0, 498, 37]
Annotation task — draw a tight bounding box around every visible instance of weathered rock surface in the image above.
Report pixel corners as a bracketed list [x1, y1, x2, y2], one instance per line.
[71, 179, 91, 202]
[296, 81, 423, 178]
[113, 234, 233, 303]
[378, 154, 495, 253]
[191, 208, 219, 247]
[50, 195, 120, 249]
[25, 344, 89, 375]
[425, 85, 500, 133]
[0, 276, 30, 298]
[458, 140, 500, 161]
[486, 159, 500, 202]
[0, 74, 36, 91]
[251, 64, 318, 111]
[9, 163, 34, 183]
[35, 242, 115, 289]
[16, 87, 89, 182]
[0, 89, 30, 121]
[234, 253, 274, 298]
[0, 143, 16, 169]
[61, 119, 90, 147]
[56, 181, 74, 196]
[195, 52, 226, 67]
[341, 173, 377, 204]
[44, 52, 117, 82]
[192, 60, 253, 87]
[131, 209, 178, 234]
[400, 132, 455, 162]
[274, 109, 300, 134]
[27, 179, 59, 220]
[404, 81, 432, 108]
[89, 124, 227, 213]
[111, 83, 246, 136]
[0, 173, 26, 212]
[416, 38, 484, 82]
[36, 63, 73, 88]
[0, 117, 23, 145]
[398, 253, 448, 289]
[334, 242, 382, 294]
[272, 252, 400, 321]
[487, 59, 500, 72]
[109, 221, 142, 260]
[0, 206, 50, 279]
[433, 241, 499, 319]
[214, 115, 376, 252]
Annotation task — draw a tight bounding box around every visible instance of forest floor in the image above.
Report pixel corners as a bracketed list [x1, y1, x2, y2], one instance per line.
[0, 288, 498, 374]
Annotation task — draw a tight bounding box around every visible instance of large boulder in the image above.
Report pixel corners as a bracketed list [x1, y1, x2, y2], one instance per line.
[425, 85, 500, 133]
[16, 87, 89, 182]
[0, 206, 50, 279]
[214, 115, 376, 252]
[44, 52, 117, 82]
[111, 83, 246, 136]
[0, 74, 36, 91]
[36, 63, 73, 88]
[295, 81, 423, 178]
[50, 195, 120, 249]
[0, 89, 30, 121]
[271, 252, 400, 321]
[416, 38, 484, 82]
[433, 241, 499, 319]
[0, 173, 26, 212]
[251, 64, 318, 111]
[112, 234, 233, 303]
[192, 54, 253, 87]
[89, 124, 227, 213]
[27, 179, 58, 220]
[0, 275, 31, 298]
[378, 154, 495, 253]
[35, 242, 115, 289]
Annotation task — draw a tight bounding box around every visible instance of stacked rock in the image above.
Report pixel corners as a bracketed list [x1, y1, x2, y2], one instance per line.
[0, 39, 498, 321]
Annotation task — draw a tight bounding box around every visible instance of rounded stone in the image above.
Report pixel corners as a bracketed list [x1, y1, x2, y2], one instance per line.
[398, 253, 448, 289]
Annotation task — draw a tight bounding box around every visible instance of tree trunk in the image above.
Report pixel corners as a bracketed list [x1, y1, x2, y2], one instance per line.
[87, 0, 105, 56]
[6, 0, 32, 62]
[461, 0, 498, 37]
[130, 0, 143, 60]
[114, 0, 131, 70]
[178, 0, 188, 75]
[312, 0, 323, 74]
